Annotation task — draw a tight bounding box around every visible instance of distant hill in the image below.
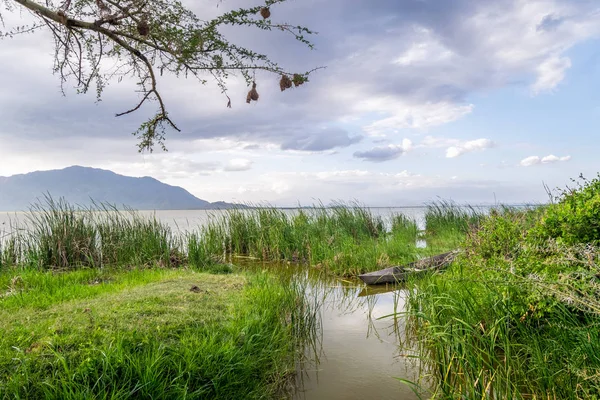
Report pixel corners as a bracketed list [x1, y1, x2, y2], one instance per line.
[0, 166, 243, 211]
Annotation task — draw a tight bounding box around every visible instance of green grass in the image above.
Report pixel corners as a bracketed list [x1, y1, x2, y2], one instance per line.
[0, 267, 314, 399]
[2, 197, 183, 271]
[404, 182, 600, 399]
[1, 198, 468, 277]
[424, 200, 486, 248]
[0, 197, 490, 397]
[192, 204, 458, 276]
[391, 213, 418, 242]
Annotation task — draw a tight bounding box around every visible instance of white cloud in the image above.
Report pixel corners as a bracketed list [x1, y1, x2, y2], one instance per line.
[445, 139, 496, 158]
[315, 170, 370, 180]
[520, 156, 542, 167]
[358, 100, 474, 137]
[520, 154, 571, 167]
[224, 158, 253, 172]
[340, 0, 600, 138]
[394, 34, 454, 66]
[531, 56, 572, 94]
[541, 154, 571, 163]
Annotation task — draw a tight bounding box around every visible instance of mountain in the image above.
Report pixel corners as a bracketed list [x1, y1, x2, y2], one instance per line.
[0, 166, 242, 211]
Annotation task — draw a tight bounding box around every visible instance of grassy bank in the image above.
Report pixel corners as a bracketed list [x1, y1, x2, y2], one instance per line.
[0, 198, 488, 398]
[405, 176, 600, 398]
[0, 267, 314, 399]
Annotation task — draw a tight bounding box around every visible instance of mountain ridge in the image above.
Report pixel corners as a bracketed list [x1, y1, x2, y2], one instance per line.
[0, 166, 242, 211]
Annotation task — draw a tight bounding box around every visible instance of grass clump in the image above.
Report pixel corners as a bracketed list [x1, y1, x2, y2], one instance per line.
[405, 177, 600, 399]
[1, 198, 467, 277]
[391, 213, 418, 242]
[424, 200, 485, 246]
[2, 197, 184, 271]
[0, 268, 314, 399]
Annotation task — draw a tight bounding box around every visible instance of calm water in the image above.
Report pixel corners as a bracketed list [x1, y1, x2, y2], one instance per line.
[0, 207, 430, 236]
[293, 277, 421, 400]
[0, 207, 449, 399]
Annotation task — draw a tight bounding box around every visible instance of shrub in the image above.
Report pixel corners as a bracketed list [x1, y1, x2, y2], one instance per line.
[532, 175, 600, 245]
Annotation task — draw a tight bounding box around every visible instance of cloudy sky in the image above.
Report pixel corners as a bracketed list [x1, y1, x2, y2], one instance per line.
[1, 0, 599, 206]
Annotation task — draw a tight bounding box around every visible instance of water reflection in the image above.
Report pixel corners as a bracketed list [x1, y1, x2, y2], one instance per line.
[240, 261, 421, 400]
[297, 280, 419, 399]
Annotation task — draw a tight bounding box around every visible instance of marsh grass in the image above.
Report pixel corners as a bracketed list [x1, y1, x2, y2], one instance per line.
[406, 261, 600, 399]
[0, 268, 316, 399]
[391, 213, 418, 242]
[1, 198, 468, 276]
[0, 198, 321, 399]
[405, 196, 600, 399]
[425, 200, 485, 235]
[192, 203, 457, 276]
[1, 197, 183, 271]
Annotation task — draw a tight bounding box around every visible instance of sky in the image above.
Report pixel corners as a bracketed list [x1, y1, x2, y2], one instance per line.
[1, 0, 599, 206]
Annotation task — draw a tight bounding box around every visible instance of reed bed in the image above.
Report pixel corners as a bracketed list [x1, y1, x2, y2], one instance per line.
[192, 203, 454, 276]
[0, 197, 183, 271]
[425, 200, 485, 233]
[0, 198, 470, 276]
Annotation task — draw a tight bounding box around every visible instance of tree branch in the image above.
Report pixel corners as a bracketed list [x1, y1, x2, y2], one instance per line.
[8, 0, 320, 152]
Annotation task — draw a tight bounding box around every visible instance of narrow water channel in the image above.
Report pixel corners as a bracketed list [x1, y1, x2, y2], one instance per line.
[293, 276, 421, 400]
[240, 260, 424, 400]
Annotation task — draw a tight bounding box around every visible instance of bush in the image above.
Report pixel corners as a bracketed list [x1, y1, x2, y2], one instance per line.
[532, 175, 600, 245]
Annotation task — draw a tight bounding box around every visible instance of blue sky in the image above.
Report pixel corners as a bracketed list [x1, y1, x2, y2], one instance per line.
[0, 0, 599, 206]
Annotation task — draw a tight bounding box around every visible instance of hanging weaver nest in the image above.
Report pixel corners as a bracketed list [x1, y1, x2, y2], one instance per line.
[260, 7, 271, 19]
[292, 74, 306, 87]
[279, 75, 292, 91]
[246, 82, 259, 103]
[57, 10, 68, 25]
[137, 17, 150, 36]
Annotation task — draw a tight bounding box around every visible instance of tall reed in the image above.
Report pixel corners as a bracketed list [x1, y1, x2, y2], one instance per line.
[1, 196, 182, 270]
[425, 200, 485, 235]
[193, 204, 428, 276]
[1, 198, 467, 276]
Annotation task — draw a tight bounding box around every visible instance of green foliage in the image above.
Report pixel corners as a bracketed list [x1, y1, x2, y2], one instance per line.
[425, 200, 485, 236]
[2, 196, 182, 270]
[466, 207, 540, 260]
[391, 213, 418, 242]
[0, 198, 463, 277]
[532, 174, 600, 245]
[408, 265, 600, 399]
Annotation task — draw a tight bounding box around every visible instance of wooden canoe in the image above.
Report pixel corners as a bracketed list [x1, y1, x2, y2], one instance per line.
[358, 251, 457, 285]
